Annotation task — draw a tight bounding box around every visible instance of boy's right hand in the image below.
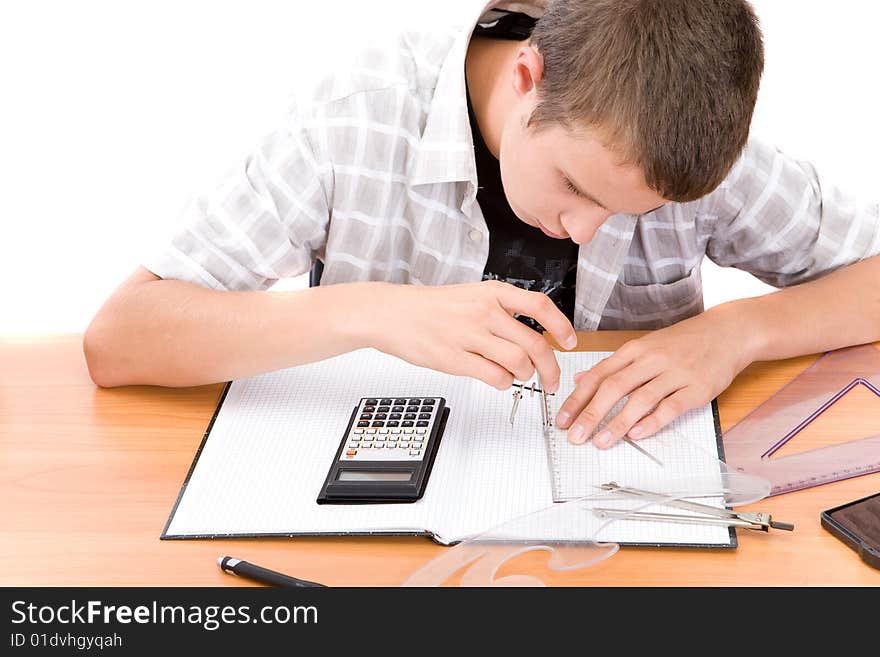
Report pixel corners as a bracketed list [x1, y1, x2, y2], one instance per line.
[361, 280, 578, 393]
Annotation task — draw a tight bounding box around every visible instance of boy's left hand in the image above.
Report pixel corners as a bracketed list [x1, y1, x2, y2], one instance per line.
[554, 306, 756, 448]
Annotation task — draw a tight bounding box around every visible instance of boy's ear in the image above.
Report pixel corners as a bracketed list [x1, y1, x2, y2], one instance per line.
[511, 44, 544, 97]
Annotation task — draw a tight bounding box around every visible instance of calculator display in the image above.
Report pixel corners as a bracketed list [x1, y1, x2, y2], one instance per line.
[338, 471, 413, 482]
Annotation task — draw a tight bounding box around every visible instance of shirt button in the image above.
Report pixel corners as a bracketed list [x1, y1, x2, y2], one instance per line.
[468, 229, 482, 242]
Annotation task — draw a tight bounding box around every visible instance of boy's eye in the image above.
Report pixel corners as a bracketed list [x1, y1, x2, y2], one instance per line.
[563, 176, 585, 198]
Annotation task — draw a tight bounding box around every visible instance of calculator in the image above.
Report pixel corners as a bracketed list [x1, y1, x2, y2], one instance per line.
[317, 396, 449, 504]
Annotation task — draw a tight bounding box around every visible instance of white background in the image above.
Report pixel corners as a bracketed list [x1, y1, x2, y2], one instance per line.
[1, 0, 878, 334]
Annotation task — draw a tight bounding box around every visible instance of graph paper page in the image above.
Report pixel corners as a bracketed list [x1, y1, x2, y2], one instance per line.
[164, 348, 731, 546]
[545, 351, 731, 545]
[163, 348, 554, 544]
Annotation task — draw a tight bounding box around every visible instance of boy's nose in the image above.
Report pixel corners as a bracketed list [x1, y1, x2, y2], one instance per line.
[560, 213, 609, 245]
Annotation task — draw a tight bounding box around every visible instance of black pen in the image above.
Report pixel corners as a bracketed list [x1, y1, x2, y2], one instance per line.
[218, 556, 326, 588]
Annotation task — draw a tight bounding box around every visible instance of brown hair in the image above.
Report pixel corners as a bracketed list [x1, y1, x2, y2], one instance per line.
[529, 0, 764, 202]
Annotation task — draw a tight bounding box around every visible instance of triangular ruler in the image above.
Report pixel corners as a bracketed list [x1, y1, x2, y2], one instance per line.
[722, 343, 880, 496]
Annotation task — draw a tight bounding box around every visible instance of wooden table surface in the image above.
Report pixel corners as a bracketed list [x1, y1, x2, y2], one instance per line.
[3, 332, 880, 586]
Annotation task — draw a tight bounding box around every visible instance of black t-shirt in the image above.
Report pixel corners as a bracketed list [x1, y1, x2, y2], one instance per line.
[467, 90, 579, 332]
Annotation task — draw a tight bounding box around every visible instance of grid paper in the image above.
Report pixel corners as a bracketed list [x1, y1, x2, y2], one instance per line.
[164, 348, 732, 546]
[546, 352, 730, 544]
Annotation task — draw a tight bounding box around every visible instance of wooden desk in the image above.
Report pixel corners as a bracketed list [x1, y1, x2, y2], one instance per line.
[2, 333, 879, 586]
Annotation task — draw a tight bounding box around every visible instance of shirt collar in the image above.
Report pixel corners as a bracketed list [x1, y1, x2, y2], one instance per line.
[409, 1, 550, 217]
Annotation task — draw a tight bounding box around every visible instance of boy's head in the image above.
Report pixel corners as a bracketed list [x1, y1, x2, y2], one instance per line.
[492, 0, 764, 244]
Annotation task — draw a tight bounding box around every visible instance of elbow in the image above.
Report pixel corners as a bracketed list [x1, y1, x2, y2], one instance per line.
[83, 314, 125, 388]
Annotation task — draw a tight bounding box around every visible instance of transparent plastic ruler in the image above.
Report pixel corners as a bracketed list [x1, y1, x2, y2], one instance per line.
[723, 344, 880, 496]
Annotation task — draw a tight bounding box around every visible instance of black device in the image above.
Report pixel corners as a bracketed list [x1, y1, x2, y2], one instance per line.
[820, 491, 880, 570]
[317, 397, 450, 504]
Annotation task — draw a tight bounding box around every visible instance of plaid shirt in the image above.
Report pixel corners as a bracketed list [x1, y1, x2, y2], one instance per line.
[144, 0, 880, 330]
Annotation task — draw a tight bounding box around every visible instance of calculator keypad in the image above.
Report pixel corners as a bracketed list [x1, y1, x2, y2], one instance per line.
[342, 397, 440, 462]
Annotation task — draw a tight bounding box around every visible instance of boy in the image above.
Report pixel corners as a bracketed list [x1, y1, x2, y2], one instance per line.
[84, 0, 880, 451]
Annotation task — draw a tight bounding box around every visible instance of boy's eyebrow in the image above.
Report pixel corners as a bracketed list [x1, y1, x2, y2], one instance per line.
[561, 169, 611, 210]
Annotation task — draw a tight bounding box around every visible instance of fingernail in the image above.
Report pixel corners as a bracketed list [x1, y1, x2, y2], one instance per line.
[556, 410, 570, 426]
[628, 426, 644, 439]
[595, 430, 612, 447]
[568, 424, 585, 443]
[563, 334, 578, 350]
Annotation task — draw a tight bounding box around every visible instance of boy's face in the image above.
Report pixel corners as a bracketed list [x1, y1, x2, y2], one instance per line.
[494, 43, 669, 245]
[498, 108, 668, 245]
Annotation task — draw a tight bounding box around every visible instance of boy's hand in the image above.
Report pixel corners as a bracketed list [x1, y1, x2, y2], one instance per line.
[365, 280, 577, 392]
[554, 306, 756, 448]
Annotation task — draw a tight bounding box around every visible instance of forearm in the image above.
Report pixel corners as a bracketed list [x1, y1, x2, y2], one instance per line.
[716, 254, 880, 363]
[84, 279, 383, 387]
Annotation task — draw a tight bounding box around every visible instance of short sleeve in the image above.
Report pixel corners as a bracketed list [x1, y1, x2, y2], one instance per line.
[142, 110, 333, 291]
[702, 138, 880, 288]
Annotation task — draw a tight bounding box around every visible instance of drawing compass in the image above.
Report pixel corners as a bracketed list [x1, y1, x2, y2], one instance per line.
[592, 482, 795, 532]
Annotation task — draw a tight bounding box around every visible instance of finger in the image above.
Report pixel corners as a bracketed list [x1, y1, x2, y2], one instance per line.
[591, 374, 683, 449]
[468, 330, 536, 383]
[554, 354, 632, 429]
[626, 386, 705, 441]
[565, 363, 661, 444]
[495, 285, 577, 351]
[448, 350, 516, 391]
[488, 311, 561, 392]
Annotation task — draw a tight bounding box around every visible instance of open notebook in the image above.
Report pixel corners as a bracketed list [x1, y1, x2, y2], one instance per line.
[162, 348, 733, 547]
